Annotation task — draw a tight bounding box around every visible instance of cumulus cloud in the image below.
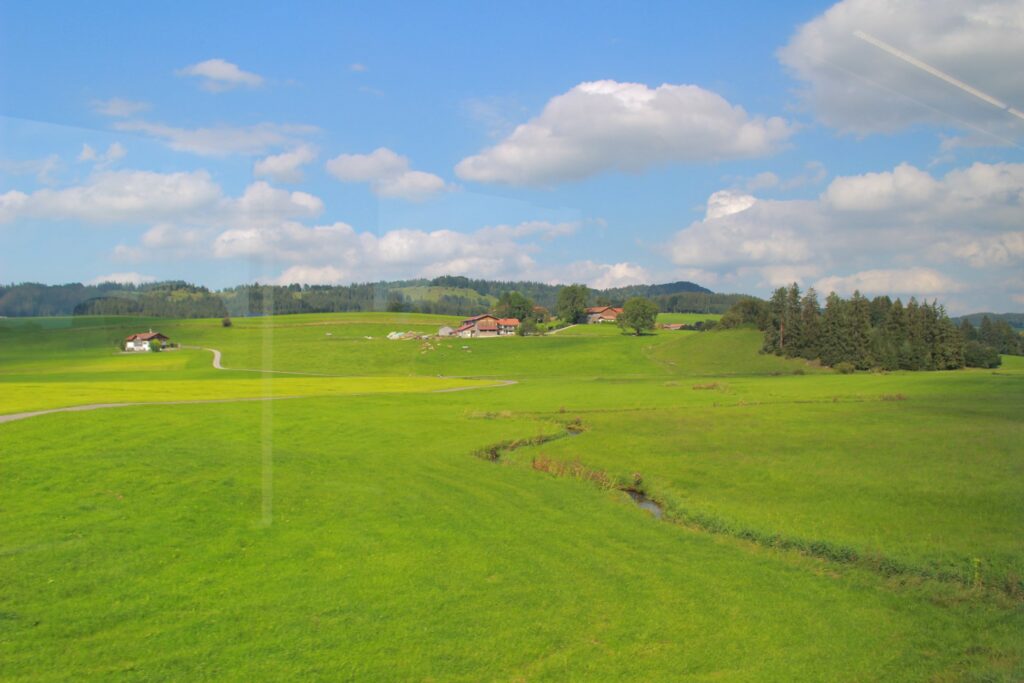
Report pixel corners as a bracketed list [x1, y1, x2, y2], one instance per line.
[253, 145, 317, 183]
[91, 98, 151, 117]
[113, 120, 317, 157]
[326, 147, 448, 200]
[0, 168, 322, 245]
[778, 0, 1024, 140]
[176, 58, 264, 92]
[112, 212, 582, 285]
[814, 268, 965, 297]
[87, 272, 157, 286]
[455, 80, 792, 186]
[563, 261, 653, 290]
[0, 169, 222, 224]
[932, 232, 1024, 268]
[671, 161, 1024, 307]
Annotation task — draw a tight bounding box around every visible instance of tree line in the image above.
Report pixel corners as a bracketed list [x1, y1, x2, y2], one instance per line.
[0, 277, 740, 319]
[722, 284, 1022, 371]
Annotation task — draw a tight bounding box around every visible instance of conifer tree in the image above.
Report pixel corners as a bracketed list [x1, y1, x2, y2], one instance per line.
[819, 292, 850, 366]
[797, 287, 821, 359]
[849, 290, 873, 369]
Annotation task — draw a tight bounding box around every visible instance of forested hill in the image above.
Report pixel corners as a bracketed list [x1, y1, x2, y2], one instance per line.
[952, 312, 1024, 330]
[0, 277, 741, 318]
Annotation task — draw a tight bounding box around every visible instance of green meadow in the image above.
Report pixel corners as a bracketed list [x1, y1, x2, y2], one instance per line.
[1, 313, 1022, 681]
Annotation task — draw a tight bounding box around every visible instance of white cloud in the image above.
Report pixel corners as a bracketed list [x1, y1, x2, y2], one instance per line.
[0, 154, 61, 185]
[455, 80, 792, 186]
[253, 145, 317, 183]
[91, 98, 151, 117]
[742, 162, 828, 193]
[0, 169, 222, 224]
[349, 63, 368, 73]
[778, 0, 1024, 140]
[115, 214, 581, 285]
[176, 58, 264, 92]
[824, 163, 940, 211]
[0, 167, 323, 244]
[933, 232, 1024, 268]
[670, 161, 1024, 308]
[229, 181, 323, 219]
[326, 147, 448, 200]
[814, 268, 965, 297]
[114, 120, 316, 157]
[563, 261, 653, 290]
[0, 191, 29, 222]
[78, 142, 126, 168]
[88, 272, 157, 286]
[705, 190, 758, 220]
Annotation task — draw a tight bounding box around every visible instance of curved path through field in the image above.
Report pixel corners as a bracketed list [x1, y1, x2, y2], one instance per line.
[0, 346, 516, 425]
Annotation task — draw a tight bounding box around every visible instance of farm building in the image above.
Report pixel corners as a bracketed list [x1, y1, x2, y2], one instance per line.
[497, 318, 520, 335]
[437, 326, 455, 337]
[585, 306, 623, 323]
[455, 313, 519, 338]
[124, 331, 169, 352]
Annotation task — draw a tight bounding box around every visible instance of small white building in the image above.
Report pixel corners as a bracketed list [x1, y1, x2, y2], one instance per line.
[124, 331, 169, 352]
[438, 326, 455, 337]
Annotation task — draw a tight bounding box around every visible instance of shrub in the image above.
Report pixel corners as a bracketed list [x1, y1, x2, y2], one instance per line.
[834, 361, 855, 374]
[222, 317, 233, 327]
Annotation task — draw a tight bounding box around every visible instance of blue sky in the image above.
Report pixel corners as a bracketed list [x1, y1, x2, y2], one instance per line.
[1, 0, 1022, 312]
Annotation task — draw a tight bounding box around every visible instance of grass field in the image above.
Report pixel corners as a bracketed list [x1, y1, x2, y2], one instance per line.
[1, 313, 1022, 681]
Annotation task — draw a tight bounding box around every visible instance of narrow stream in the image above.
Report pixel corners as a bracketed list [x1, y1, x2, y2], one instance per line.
[625, 490, 664, 519]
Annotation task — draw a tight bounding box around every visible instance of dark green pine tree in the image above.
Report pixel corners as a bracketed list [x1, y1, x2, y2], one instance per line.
[932, 306, 965, 369]
[762, 286, 789, 354]
[979, 315, 996, 347]
[868, 295, 892, 328]
[783, 283, 804, 357]
[958, 318, 977, 342]
[819, 292, 851, 366]
[902, 298, 933, 370]
[797, 287, 821, 360]
[849, 290, 873, 369]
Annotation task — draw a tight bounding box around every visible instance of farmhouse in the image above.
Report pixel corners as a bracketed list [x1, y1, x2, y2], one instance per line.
[497, 318, 520, 336]
[455, 313, 520, 338]
[585, 306, 623, 324]
[124, 330, 169, 352]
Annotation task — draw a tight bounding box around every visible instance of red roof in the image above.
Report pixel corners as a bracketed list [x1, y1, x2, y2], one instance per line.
[585, 306, 622, 316]
[125, 331, 168, 341]
[454, 323, 474, 333]
[497, 318, 520, 326]
[464, 314, 498, 322]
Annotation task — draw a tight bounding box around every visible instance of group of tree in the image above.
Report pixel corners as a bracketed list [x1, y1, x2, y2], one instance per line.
[1, 277, 729, 319]
[728, 284, 1021, 371]
[958, 316, 1023, 367]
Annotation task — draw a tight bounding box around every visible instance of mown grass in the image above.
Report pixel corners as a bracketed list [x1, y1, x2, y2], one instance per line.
[1, 312, 1022, 680]
[3, 398, 1022, 681]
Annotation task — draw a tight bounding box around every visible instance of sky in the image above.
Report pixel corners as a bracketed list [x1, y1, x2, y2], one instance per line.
[1, 0, 1022, 313]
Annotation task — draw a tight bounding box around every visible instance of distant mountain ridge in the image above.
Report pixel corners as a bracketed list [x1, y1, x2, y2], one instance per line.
[0, 277, 733, 319]
[952, 312, 1024, 330]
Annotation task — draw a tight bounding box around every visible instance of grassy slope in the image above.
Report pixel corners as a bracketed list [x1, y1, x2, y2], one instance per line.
[1, 313, 1022, 680]
[2, 398, 1019, 681]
